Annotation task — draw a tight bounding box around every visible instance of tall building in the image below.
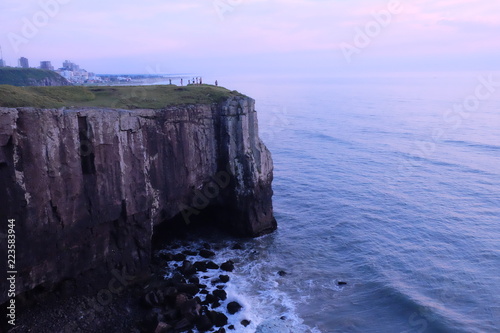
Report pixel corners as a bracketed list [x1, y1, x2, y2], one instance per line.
[19, 57, 29, 68]
[0, 45, 5, 67]
[62, 60, 79, 71]
[40, 61, 54, 70]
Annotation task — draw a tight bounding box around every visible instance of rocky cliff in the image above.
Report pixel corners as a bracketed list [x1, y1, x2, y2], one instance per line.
[0, 96, 275, 304]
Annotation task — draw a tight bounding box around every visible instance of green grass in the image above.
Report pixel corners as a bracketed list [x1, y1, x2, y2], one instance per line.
[0, 68, 68, 86]
[0, 84, 245, 109]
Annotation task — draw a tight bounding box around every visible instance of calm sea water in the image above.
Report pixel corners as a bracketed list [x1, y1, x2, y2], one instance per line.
[163, 72, 500, 333]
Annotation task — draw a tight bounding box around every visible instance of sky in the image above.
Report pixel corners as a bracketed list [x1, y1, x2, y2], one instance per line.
[0, 0, 499, 75]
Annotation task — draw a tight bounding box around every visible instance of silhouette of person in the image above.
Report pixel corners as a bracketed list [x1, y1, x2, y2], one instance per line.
[215, 80, 218, 86]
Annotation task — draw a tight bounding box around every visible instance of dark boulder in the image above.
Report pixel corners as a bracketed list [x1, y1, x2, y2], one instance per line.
[241, 319, 251, 327]
[202, 293, 218, 306]
[219, 275, 230, 283]
[227, 301, 242, 314]
[174, 317, 194, 331]
[173, 253, 187, 261]
[199, 249, 216, 258]
[175, 283, 200, 296]
[194, 261, 208, 272]
[208, 311, 228, 327]
[206, 261, 219, 270]
[213, 289, 227, 301]
[181, 261, 197, 276]
[221, 260, 235, 272]
[232, 243, 244, 250]
[196, 315, 213, 332]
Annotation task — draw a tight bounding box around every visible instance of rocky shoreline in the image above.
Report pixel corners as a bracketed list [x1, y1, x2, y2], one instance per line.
[11, 240, 251, 333]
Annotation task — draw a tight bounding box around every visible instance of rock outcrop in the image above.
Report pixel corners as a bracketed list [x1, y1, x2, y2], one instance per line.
[0, 96, 275, 304]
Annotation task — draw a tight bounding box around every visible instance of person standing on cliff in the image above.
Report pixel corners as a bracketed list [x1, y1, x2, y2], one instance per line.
[180, 78, 183, 86]
[215, 80, 218, 86]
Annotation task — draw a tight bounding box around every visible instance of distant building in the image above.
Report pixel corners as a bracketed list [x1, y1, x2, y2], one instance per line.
[19, 57, 29, 68]
[62, 60, 79, 71]
[40, 61, 54, 71]
[0, 59, 6, 67]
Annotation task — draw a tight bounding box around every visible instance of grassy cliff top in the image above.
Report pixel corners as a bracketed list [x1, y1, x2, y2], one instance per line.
[0, 84, 245, 109]
[0, 67, 69, 86]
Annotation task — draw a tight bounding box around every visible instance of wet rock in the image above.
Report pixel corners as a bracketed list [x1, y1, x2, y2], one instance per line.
[194, 261, 208, 272]
[214, 328, 226, 333]
[159, 252, 174, 261]
[208, 311, 228, 327]
[199, 289, 209, 295]
[196, 314, 213, 332]
[188, 276, 200, 284]
[221, 260, 235, 272]
[278, 270, 287, 276]
[181, 261, 197, 276]
[203, 293, 217, 305]
[183, 250, 198, 256]
[180, 299, 202, 321]
[338, 281, 347, 286]
[175, 283, 199, 296]
[170, 272, 186, 284]
[219, 275, 230, 283]
[211, 301, 221, 309]
[206, 261, 219, 270]
[175, 293, 189, 308]
[155, 322, 172, 333]
[232, 243, 243, 250]
[173, 253, 187, 261]
[241, 319, 251, 327]
[199, 249, 216, 258]
[213, 289, 227, 301]
[227, 301, 242, 314]
[228, 325, 235, 330]
[174, 317, 194, 331]
[203, 243, 212, 250]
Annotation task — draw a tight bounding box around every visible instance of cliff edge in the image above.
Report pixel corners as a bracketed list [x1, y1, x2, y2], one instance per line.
[0, 86, 275, 304]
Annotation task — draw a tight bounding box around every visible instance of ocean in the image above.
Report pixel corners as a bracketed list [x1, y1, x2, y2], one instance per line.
[158, 72, 500, 333]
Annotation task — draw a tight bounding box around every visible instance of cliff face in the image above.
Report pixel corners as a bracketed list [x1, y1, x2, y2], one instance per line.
[0, 96, 275, 304]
